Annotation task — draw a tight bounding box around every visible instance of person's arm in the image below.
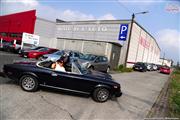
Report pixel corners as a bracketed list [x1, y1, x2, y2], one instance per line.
[51, 63, 56, 69]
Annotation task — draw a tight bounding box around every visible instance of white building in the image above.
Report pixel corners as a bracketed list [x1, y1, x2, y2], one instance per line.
[158, 58, 172, 67]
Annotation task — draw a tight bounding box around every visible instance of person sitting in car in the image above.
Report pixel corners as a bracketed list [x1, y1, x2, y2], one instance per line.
[51, 59, 66, 72]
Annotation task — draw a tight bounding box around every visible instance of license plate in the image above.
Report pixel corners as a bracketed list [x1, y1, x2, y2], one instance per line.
[135, 67, 139, 70]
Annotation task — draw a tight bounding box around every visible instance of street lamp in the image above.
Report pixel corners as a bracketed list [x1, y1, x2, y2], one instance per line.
[124, 11, 149, 67]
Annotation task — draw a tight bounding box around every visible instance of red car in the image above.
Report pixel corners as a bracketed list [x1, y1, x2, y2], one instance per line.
[21, 47, 59, 59]
[160, 66, 171, 74]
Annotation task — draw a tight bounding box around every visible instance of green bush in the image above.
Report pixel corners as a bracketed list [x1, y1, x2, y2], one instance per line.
[168, 69, 180, 117]
[115, 64, 133, 72]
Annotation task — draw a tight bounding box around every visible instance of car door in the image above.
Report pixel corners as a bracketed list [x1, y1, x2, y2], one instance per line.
[94, 56, 108, 71]
[101, 56, 109, 71]
[93, 57, 101, 71]
[51, 63, 95, 94]
[36, 66, 58, 86]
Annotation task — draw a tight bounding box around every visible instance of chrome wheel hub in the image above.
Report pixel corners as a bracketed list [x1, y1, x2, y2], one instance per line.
[97, 89, 109, 101]
[22, 77, 35, 90]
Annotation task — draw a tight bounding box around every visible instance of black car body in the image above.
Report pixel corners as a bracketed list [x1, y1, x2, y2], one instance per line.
[133, 62, 147, 72]
[3, 60, 122, 102]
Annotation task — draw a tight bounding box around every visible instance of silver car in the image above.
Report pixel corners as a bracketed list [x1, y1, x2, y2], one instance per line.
[40, 50, 84, 61]
[79, 54, 110, 72]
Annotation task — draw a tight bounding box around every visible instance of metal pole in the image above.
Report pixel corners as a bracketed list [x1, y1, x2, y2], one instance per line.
[0, 38, 3, 48]
[124, 13, 135, 67]
[162, 52, 165, 65]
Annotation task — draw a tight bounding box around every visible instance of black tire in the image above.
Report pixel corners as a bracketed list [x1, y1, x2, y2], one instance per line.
[92, 87, 110, 102]
[20, 75, 38, 92]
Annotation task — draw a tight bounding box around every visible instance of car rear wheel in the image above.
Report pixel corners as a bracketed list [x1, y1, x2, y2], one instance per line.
[93, 87, 110, 102]
[20, 75, 38, 92]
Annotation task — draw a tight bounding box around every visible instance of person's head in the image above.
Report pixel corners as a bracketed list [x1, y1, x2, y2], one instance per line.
[56, 59, 64, 66]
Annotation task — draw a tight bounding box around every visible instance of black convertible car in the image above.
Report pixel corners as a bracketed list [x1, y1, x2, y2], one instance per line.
[3, 60, 122, 102]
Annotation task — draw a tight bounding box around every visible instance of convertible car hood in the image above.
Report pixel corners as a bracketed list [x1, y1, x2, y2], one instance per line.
[86, 70, 112, 81]
[13, 61, 37, 66]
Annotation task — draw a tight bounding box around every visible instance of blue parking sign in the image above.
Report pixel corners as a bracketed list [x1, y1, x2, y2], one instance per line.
[118, 24, 128, 41]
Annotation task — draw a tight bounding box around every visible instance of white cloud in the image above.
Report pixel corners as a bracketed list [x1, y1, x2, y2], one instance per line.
[156, 29, 180, 49]
[60, 9, 95, 21]
[156, 29, 180, 62]
[2, 0, 39, 6]
[20, 0, 39, 7]
[1, 0, 116, 21]
[1, 0, 37, 15]
[98, 13, 116, 20]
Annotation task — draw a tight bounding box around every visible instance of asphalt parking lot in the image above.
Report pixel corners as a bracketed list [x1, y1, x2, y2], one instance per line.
[0, 51, 170, 120]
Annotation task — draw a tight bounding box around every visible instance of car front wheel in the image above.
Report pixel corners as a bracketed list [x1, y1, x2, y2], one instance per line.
[93, 87, 110, 102]
[20, 75, 38, 92]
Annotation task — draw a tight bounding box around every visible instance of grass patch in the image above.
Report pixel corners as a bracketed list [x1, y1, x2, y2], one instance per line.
[114, 64, 133, 72]
[168, 69, 180, 118]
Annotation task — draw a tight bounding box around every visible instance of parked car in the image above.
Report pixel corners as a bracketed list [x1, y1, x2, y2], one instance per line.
[152, 64, 158, 71]
[160, 66, 171, 74]
[156, 64, 162, 70]
[40, 50, 84, 61]
[21, 47, 59, 59]
[146, 63, 154, 71]
[0, 40, 10, 50]
[19, 46, 45, 55]
[3, 40, 21, 53]
[1, 41, 13, 52]
[3, 60, 122, 102]
[133, 62, 147, 72]
[79, 54, 110, 73]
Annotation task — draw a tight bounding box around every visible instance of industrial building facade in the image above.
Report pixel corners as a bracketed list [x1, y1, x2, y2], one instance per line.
[0, 10, 161, 69]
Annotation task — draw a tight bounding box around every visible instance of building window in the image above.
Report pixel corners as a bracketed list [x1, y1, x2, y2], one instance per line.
[1, 33, 7, 37]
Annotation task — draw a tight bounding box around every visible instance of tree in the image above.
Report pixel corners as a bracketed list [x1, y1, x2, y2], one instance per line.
[177, 61, 180, 69]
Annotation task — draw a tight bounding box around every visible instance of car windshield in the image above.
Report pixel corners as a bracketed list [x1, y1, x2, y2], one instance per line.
[80, 54, 97, 61]
[38, 48, 49, 52]
[136, 62, 143, 65]
[73, 60, 89, 74]
[53, 50, 64, 55]
[30, 46, 43, 50]
[37, 60, 89, 75]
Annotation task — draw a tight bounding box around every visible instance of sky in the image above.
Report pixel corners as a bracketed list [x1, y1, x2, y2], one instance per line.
[0, 0, 180, 64]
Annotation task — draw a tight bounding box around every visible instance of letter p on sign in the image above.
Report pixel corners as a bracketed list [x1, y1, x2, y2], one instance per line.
[118, 24, 128, 41]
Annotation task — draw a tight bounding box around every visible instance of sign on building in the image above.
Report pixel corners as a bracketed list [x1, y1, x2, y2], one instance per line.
[22, 32, 40, 45]
[118, 24, 128, 41]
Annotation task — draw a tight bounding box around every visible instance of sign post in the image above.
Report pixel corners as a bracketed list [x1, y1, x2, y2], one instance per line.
[0, 38, 2, 48]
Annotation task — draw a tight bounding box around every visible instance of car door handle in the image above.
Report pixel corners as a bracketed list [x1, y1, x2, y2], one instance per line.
[51, 72, 57, 76]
